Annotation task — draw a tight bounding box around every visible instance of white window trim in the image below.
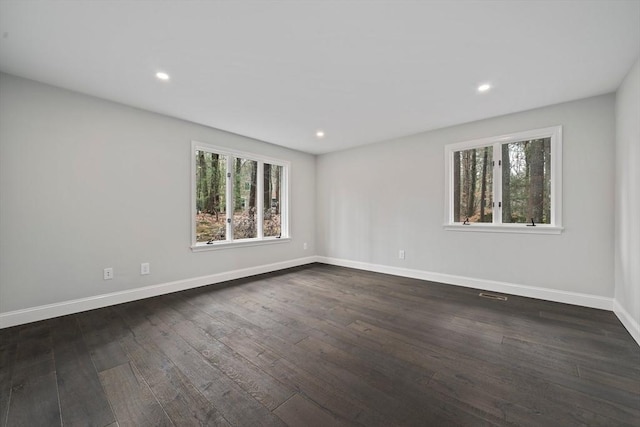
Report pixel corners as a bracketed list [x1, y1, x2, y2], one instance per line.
[190, 236, 291, 252]
[443, 126, 563, 234]
[191, 140, 291, 251]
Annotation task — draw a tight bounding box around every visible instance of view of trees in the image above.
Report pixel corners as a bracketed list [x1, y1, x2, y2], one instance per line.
[502, 138, 551, 224]
[263, 164, 283, 237]
[195, 151, 282, 243]
[453, 138, 551, 224]
[196, 152, 227, 242]
[453, 146, 493, 223]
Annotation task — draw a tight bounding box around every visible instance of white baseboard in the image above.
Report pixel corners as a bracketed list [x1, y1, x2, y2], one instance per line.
[0, 256, 317, 329]
[317, 257, 640, 346]
[316, 256, 614, 310]
[613, 300, 640, 346]
[4, 255, 634, 347]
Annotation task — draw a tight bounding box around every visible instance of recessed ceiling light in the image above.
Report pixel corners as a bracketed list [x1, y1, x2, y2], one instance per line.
[156, 72, 170, 81]
[477, 83, 491, 93]
[316, 130, 325, 138]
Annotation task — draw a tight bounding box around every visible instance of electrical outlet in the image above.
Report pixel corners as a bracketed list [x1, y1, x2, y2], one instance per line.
[103, 267, 114, 280]
[303, 242, 308, 250]
[399, 250, 405, 260]
[141, 262, 150, 275]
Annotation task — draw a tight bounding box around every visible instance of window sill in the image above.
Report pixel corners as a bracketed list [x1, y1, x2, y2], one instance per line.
[444, 224, 563, 235]
[191, 237, 291, 252]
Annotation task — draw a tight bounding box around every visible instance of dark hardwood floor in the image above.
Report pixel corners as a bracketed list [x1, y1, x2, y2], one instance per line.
[1, 263, 639, 426]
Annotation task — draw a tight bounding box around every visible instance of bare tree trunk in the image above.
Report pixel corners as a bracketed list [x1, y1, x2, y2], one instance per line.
[525, 142, 531, 219]
[207, 154, 220, 221]
[249, 161, 257, 210]
[462, 151, 470, 219]
[543, 138, 551, 223]
[502, 144, 511, 222]
[453, 151, 461, 222]
[467, 149, 477, 218]
[480, 147, 488, 222]
[263, 163, 271, 213]
[198, 151, 208, 212]
[275, 166, 281, 215]
[234, 158, 242, 211]
[529, 139, 544, 223]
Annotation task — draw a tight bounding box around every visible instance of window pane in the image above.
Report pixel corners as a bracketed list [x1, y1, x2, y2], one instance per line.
[195, 151, 227, 243]
[233, 158, 258, 239]
[502, 138, 551, 224]
[452, 147, 493, 223]
[263, 164, 282, 237]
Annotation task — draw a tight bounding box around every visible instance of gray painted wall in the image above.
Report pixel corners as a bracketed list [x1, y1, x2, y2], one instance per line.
[0, 73, 316, 313]
[615, 58, 640, 328]
[317, 94, 616, 298]
[0, 67, 630, 332]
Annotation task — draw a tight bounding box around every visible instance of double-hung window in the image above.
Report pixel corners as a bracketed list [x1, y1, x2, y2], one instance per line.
[191, 141, 290, 250]
[444, 126, 563, 234]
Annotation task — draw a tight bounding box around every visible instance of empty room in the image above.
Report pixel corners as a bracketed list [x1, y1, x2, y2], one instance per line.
[0, 1, 639, 426]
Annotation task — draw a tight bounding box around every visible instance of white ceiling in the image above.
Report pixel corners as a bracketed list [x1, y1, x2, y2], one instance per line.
[1, 1, 639, 154]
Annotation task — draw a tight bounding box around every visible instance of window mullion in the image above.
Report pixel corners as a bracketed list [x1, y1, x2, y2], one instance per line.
[257, 161, 264, 239]
[493, 143, 502, 225]
[282, 165, 289, 238]
[226, 156, 234, 241]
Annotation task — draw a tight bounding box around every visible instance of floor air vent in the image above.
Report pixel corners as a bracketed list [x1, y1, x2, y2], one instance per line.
[478, 292, 508, 301]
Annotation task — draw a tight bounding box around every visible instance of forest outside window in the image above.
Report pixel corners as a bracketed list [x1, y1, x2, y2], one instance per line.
[444, 126, 563, 234]
[191, 141, 289, 250]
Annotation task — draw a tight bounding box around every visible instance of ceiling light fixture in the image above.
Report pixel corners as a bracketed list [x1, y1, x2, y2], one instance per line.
[316, 130, 325, 138]
[477, 83, 491, 93]
[156, 72, 170, 81]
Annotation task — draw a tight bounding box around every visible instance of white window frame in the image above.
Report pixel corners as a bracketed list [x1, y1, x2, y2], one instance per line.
[444, 126, 563, 234]
[191, 141, 290, 251]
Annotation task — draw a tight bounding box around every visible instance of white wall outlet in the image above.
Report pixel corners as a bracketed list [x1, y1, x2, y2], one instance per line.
[103, 267, 114, 280]
[399, 250, 405, 260]
[303, 242, 308, 250]
[141, 262, 150, 275]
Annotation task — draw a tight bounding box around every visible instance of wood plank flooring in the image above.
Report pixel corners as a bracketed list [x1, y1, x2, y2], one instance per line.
[0, 263, 638, 426]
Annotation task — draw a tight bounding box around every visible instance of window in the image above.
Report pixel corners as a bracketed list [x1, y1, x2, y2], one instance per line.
[192, 141, 289, 250]
[444, 126, 562, 234]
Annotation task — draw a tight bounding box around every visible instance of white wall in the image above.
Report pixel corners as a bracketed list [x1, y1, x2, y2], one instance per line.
[2, 69, 632, 337]
[0, 73, 316, 317]
[317, 95, 616, 301]
[614, 58, 640, 342]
